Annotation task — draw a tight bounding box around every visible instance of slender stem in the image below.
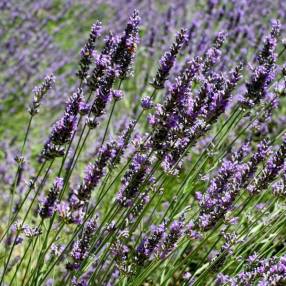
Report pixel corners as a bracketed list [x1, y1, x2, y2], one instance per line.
[101, 100, 117, 146]
[0, 161, 53, 285]
[8, 115, 33, 223]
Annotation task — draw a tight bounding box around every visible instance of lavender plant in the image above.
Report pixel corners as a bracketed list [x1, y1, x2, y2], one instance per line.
[1, 1, 286, 286]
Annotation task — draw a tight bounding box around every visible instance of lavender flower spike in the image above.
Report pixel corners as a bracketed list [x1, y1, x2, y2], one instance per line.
[116, 153, 152, 207]
[28, 74, 55, 116]
[66, 219, 97, 270]
[77, 21, 103, 81]
[248, 135, 286, 194]
[39, 177, 63, 219]
[111, 9, 141, 79]
[41, 89, 83, 159]
[241, 20, 280, 108]
[135, 223, 166, 265]
[151, 28, 187, 89]
[159, 217, 184, 259]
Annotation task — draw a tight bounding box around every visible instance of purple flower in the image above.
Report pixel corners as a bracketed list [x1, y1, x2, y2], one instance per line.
[87, 32, 118, 92]
[141, 96, 153, 109]
[39, 177, 63, 219]
[116, 153, 152, 207]
[248, 135, 286, 194]
[56, 201, 72, 223]
[136, 223, 166, 265]
[203, 31, 226, 73]
[111, 89, 124, 101]
[28, 74, 55, 116]
[67, 219, 97, 270]
[111, 10, 141, 79]
[65, 88, 83, 116]
[159, 217, 184, 259]
[151, 28, 187, 89]
[77, 21, 103, 81]
[41, 87, 84, 159]
[241, 20, 280, 108]
[90, 69, 116, 119]
[49, 113, 77, 146]
[79, 102, 90, 115]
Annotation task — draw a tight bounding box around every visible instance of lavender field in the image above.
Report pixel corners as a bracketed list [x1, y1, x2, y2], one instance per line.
[1, 0, 286, 285]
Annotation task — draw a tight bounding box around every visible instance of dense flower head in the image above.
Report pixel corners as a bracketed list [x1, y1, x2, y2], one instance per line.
[39, 177, 63, 219]
[216, 255, 286, 285]
[77, 21, 103, 81]
[141, 96, 153, 109]
[135, 223, 166, 265]
[111, 9, 141, 79]
[150, 58, 201, 166]
[158, 217, 184, 259]
[41, 86, 85, 160]
[65, 88, 83, 116]
[49, 113, 77, 146]
[151, 28, 188, 89]
[248, 135, 286, 194]
[67, 219, 97, 270]
[241, 20, 280, 108]
[87, 32, 119, 92]
[28, 74, 56, 116]
[116, 153, 152, 207]
[90, 69, 117, 119]
[111, 89, 124, 101]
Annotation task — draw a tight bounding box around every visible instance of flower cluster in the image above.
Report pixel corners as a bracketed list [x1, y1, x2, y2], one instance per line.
[241, 20, 280, 108]
[158, 217, 185, 259]
[216, 255, 286, 285]
[111, 9, 141, 79]
[116, 153, 152, 207]
[149, 37, 242, 173]
[135, 223, 166, 265]
[66, 219, 97, 270]
[39, 177, 64, 219]
[151, 28, 187, 89]
[28, 74, 56, 116]
[77, 22, 103, 81]
[197, 139, 270, 230]
[248, 135, 286, 194]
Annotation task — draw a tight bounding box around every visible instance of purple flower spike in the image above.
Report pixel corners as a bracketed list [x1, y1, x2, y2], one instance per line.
[116, 153, 152, 207]
[136, 223, 166, 265]
[28, 74, 55, 116]
[77, 21, 103, 81]
[151, 28, 187, 89]
[67, 219, 97, 271]
[39, 177, 63, 219]
[159, 217, 184, 259]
